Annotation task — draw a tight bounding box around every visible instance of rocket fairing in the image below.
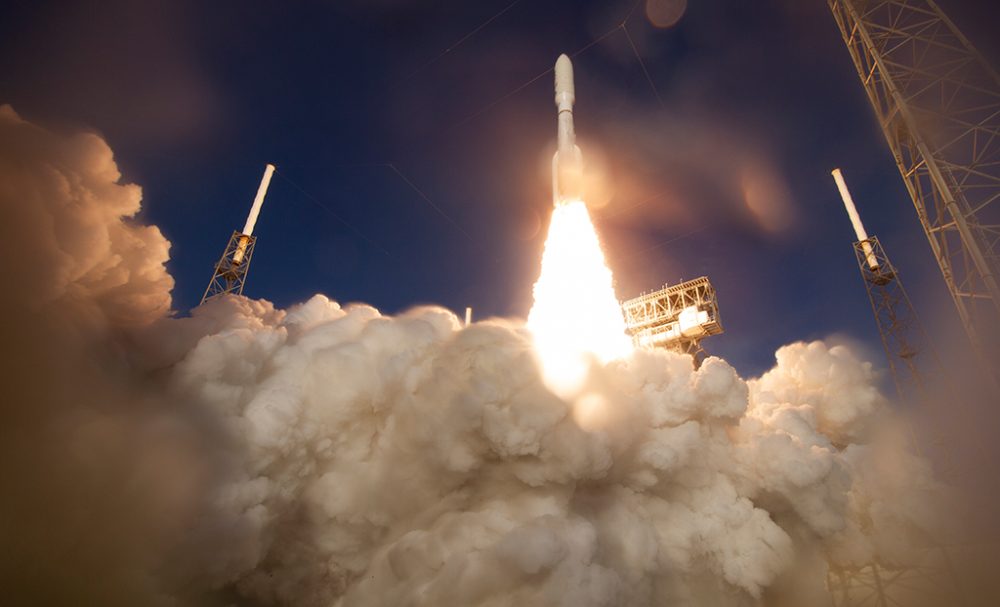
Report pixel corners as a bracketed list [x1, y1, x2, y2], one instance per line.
[553, 54, 583, 206]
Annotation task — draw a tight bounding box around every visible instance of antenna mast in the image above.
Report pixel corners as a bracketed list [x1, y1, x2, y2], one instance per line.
[200, 164, 276, 304]
[833, 169, 937, 401]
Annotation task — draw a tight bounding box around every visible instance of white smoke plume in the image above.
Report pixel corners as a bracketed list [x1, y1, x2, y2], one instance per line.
[0, 105, 172, 327]
[0, 108, 971, 606]
[0, 105, 194, 607]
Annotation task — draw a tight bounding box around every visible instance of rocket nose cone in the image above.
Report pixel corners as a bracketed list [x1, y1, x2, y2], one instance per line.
[555, 54, 574, 97]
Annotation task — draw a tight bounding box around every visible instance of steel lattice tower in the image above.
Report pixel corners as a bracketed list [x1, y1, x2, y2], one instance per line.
[853, 236, 931, 399]
[201, 231, 258, 303]
[200, 164, 275, 305]
[832, 169, 938, 400]
[826, 171, 969, 605]
[827, 549, 965, 607]
[828, 0, 1000, 373]
[827, 234, 967, 606]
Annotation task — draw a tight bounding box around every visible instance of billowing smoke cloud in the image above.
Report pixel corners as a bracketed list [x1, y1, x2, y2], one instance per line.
[0, 105, 172, 327]
[0, 109, 964, 606]
[0, 105, 196, 607]
[153, 299, 948, 606]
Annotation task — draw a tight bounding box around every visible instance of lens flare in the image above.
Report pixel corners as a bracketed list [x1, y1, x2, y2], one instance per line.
[527, 200, 632, 395]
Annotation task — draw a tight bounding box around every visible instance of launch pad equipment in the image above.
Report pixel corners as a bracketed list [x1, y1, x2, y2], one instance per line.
[829, 166, 971, 607]
[829, 0, 1000, 376]
[622, 276, 723, 361]
[852, 236, 930, 397]
[833, 169, 935, 401]
[828, 25, 997, 604]
[201, 164, 276, 304]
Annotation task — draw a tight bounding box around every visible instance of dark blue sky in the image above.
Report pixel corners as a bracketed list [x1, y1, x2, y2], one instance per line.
[2, 0, 997, 376]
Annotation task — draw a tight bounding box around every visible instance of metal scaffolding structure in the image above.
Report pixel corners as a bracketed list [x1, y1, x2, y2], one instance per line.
[827, 547, 966, 607]
[201, 231, 257, 304]
[621, 276, 723, 362]
[831, 237, 972, 606]
[826, 6, 999, 597]
[828, 0, 1000, 371]
[199, 164, 275, 305]
[852, 236, 935, 400]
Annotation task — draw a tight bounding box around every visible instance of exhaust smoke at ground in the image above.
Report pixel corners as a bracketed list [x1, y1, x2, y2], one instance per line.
[0, 107, 977, 606]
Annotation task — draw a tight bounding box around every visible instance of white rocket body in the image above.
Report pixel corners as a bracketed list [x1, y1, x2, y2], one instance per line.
[831, 168, 878, 270]
[553, 54, 583, 205]
[233, 163, 276, 264]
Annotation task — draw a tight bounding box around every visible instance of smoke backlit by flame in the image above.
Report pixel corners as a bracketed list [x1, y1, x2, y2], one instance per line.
[527, 200, 632, 395]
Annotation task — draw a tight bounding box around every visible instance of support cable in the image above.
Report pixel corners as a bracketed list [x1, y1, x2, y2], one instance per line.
[274, 168, 394, 258]
[615, 225, 709, 263]
[387, 163, 475, 241]
[622, 22, 667, 109]
[395, 0, 526, 87]
[452, 0, 645, 130]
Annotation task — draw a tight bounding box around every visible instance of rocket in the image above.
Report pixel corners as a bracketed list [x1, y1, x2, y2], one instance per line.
[553, 54, 583, 205]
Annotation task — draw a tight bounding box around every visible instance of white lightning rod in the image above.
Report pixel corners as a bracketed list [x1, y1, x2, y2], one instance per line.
[831, 168, 878, 270]
[243, 163, 276, 236]
[232, 163, 275, 265]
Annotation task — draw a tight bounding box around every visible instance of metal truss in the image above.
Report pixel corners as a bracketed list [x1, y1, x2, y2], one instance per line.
[828, 0, 1000, 367]
[852, 235, 971, 480]
[853, 236, 936, 400]
[827, 547, 966, 607]
[622, 276, 723, 363]
[200, 231, 256, 304]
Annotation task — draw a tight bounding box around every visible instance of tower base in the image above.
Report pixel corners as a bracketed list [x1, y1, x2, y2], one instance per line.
[200, 231, 257, 304]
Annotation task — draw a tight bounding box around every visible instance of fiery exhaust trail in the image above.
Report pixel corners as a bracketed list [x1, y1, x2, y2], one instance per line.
[527, 200, 632, 395]
[527, 54, 631, 395]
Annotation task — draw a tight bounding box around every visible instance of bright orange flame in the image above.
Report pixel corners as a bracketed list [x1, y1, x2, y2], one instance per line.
[527, 200, 632, 396]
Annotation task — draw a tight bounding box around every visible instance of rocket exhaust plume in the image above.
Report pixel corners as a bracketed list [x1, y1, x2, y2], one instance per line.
[529, 55, 631, 395]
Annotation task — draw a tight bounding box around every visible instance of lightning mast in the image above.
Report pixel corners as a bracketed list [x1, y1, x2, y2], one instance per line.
[827, 173, 972, 605]
[827, 0, 1000, 377]
[201, 164, 276, 304]
[832, 169, 934, 399]
[827, 168, 971, 607]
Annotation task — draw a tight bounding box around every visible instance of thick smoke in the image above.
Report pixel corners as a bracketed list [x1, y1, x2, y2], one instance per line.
[0, 105, 172, 327]
[156, 300, 948, 606]
[0, 108, 965, 606]
[0, 105, 195, 607]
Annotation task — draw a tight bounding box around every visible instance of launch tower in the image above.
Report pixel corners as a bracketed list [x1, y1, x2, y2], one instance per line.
[201, 164, 276, 304]
[622, 276, 723, 362]
[828, 0, 1000, 380]
[832, 169, 935, 400]
[825, 171, 967, 605]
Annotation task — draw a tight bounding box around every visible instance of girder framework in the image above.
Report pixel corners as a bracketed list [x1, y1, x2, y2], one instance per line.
[622, 276, 723, 362]
[201, 231, 256, 304]
[827, 548, 966, 607]
[828, 0, 1000, 365]
[853, 236, 934, 400]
